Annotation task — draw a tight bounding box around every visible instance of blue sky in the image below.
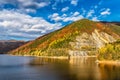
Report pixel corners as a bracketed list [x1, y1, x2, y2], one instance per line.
[0, 0, 120, 40]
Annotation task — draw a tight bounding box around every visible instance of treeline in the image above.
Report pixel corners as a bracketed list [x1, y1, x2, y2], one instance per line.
[97, 40, 120, 60]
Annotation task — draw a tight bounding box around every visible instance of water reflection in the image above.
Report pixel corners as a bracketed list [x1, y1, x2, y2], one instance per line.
[30, 57, 101, 80]
[30, 57, 120, 80]
[0, 55, 33, 67]
[98, 63, 120, 80]
[68, 57, 101, 80]
[0, 55, 120, 80]
[30, 57, 78, 80]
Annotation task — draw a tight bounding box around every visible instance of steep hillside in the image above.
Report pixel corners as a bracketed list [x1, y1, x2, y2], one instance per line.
[97, 22, 120, 60]
[10, 19, 120, 56]
[0, 40, 26, 54]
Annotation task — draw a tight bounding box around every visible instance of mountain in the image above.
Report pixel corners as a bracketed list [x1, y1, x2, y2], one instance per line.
[10, 19, 120, 56]
[0, 40, 27, 54]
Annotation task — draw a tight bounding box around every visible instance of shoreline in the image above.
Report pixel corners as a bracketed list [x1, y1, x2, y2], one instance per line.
[96, 60, 120, 65]
[8, 54, 96, 59]
[36, 56, 69, 59]
[4, 54, 120, 64]
[9, 54, 69, 59]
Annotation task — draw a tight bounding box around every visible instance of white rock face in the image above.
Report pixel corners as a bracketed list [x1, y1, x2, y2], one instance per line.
[69, 29, 116, 56]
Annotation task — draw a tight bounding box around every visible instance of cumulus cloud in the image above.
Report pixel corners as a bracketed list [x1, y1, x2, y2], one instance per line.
[0, 0, 50, 13]
[48, 11, 84, 22]
[49, 13, 59, 18]
[48, 13, 63, 22]
[63, 15, 83, 22]
[73, 11, 80, 16]
[71, 0, 78, 6]
[101, 8, 111, 15]
[0, 10, 62, 40]
[61, 7, 69, 12]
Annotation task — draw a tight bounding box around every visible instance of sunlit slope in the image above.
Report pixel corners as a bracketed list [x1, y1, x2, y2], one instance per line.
[98, 40, 120, 60]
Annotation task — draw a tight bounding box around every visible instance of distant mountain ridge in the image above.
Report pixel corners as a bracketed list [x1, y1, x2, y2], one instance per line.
[0, 40, 25, 42]
[10, 19, 120, 56]
[101, 21, 120, 26]
[0, 40, 27, 54]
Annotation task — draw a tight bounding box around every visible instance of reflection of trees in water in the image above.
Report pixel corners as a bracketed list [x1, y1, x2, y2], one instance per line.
[29, 58, 79, 80]
[29, 58, 69, 66]
[50, 59, 79, 80]
[29, 57, 117, 80]
[98, 63, 120, 80]
[69, 57, 101, 80]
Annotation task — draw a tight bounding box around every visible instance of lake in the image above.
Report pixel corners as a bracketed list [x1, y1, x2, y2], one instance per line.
[0, 55, 120, 80]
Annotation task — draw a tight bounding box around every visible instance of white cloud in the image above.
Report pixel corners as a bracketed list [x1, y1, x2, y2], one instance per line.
[52, 13, 59, 18]
[0, 0, 50, 13]
[92, 17, 99, 21]
[71, 0, 78, 6]
[63, 15, 84, 22]
[73, 11, 80, 16]
[61, 7, 69, 12]
[62, 14, 67, 17]
[37, 2, 49, 8]
[25, 9, 36, 13]
[49, 11, 84, 22]
[0, 10, 62, 40]
[52, 16, 63, 22]
[101, 8, 111, 15]
[18, 0, 50, 8]
[48, 13, 59, 18]
[48, 13, 63, 22]
[86, 10, 95, 18]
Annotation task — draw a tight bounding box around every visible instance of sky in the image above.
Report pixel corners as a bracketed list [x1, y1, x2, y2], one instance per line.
[0, 0, 120, 41]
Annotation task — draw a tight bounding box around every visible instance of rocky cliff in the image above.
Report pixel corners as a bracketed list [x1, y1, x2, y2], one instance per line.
[69, 29, 117, 56]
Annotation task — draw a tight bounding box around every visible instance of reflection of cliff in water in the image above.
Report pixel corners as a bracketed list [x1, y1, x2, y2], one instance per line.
[98, 63, 120, 80]
[69, 57, 101, 80]
[69, 57, 96, 65]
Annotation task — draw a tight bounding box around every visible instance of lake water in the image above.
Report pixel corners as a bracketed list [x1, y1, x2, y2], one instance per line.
[0, 55, 120, 80]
